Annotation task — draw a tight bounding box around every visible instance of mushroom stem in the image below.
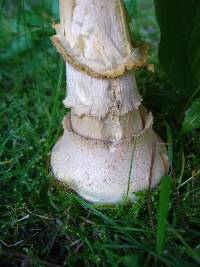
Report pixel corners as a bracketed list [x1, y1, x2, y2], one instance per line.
[51, 0, 169, 204]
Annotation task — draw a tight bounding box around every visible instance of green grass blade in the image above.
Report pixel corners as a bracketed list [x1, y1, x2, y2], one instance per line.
[50, 59, 64, 125]
[156, 176, 172, 255]
[165, 121, 173, 174]
[126, 137, 138, 200]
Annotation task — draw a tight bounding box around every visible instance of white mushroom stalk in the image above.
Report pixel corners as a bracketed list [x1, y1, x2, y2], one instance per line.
[51, 0, 169, 204]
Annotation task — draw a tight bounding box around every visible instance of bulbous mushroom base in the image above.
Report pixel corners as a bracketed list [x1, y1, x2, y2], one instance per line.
[51, 116, 169, 204]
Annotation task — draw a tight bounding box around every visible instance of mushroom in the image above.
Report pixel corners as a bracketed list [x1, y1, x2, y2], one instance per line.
[51, 0, 169, 204]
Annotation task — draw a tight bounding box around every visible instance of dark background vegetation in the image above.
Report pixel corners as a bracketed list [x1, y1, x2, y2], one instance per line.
[0, 0, 200, 266]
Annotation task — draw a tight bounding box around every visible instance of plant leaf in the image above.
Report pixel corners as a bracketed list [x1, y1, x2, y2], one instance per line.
[154, 0, 200, 98]
[182, 98, 200, 133]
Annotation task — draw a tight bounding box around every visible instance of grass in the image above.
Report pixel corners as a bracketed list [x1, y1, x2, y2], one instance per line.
[156, 176, 172, 255]
[0, 0, 200, 266]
